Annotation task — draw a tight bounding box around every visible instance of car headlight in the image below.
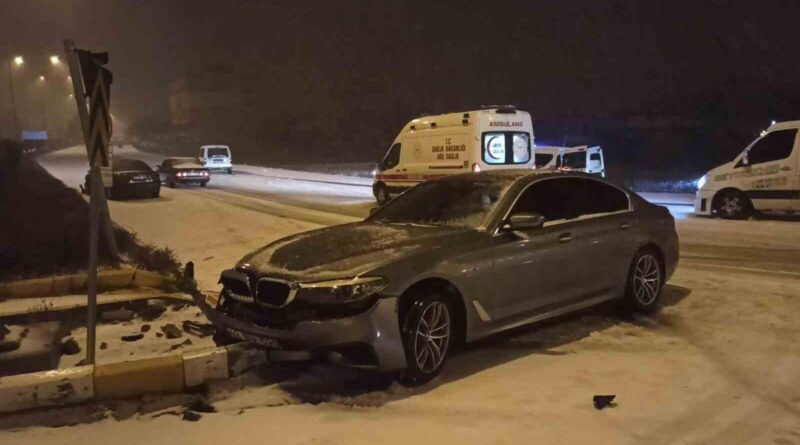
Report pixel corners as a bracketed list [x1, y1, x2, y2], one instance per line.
[697, 175, 707, 190]
[298, 276, 387, 304]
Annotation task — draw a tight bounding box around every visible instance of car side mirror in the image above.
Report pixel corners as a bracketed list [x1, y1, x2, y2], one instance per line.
[505, 212, 545, 231]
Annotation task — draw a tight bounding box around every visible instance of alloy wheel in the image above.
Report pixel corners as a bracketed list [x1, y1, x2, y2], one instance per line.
[721, 195, 741, 217]
[633, 254, 661, 306]
[414, 301, 451, 374]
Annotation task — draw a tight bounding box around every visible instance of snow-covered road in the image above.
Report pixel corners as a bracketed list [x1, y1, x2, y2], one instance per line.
[7, 146, 800, 444]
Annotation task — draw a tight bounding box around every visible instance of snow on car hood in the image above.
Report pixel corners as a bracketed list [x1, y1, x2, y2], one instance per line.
[237, 222, 475, 282]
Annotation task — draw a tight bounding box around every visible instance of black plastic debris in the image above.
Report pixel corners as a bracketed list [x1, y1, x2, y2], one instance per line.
[121, 333, 144, 342]
[593, 395, 616, 410]
[183, 320, 214, 337]
[62, 337, 81, 355]
[161, 323, 182, 339]
[182, 410, 202, 422]
[141, 324, 151, 333]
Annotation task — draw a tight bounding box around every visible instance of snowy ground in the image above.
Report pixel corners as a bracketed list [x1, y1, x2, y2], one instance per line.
[6, 146, 799, 444]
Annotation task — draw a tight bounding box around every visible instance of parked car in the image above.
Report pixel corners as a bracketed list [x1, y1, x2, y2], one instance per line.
[82, 158, 160, 199]
[373, 107, 535, 205]
[192, 171, 678, 385]
[157, 157, 210, 188]
[695, 119, 800, 219]
[534, 145, 605, 176]
[198, 145, 233, 174]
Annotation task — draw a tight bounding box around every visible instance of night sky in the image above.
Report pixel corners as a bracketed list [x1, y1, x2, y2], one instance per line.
[2, 0, 799, 167]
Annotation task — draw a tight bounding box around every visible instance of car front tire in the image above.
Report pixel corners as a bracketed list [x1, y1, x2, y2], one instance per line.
[399, 293, 453, 386]
[374, 183, 390, 206]
[623, 248, 664, 315]
[715, 189, 752, 220]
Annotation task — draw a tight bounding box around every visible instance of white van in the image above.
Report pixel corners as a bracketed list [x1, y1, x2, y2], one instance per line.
[695, 120, 800, 219]
[533, 145, 605, 176]
[373, 107, 534, 204]
[198, 145, 233, 174]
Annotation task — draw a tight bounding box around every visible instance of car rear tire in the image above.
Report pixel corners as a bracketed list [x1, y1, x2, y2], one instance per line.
[374, 183, 390, 206]
[200, 182, 207, 187]
[228, 168, 233, 174]
[715, 189, 752, 220]
[399, 293, 453, 386]
[167, 178, 175, 188]
[622, 248, 664, 315]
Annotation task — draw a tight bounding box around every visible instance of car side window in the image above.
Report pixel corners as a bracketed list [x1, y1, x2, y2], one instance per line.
[509, 178, 570, 223]
[738, 129, 797, 167]
[569, 178, 629, 218]
[380, 143, 401, 170]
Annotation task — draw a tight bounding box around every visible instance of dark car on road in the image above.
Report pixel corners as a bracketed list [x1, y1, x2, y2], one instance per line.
[82, 158, 160, 199]
[193, 171, 679, 385]
[157, 157, 210, 188]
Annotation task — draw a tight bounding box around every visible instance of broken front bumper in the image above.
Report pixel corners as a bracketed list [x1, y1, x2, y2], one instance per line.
[190, 293, 407, 373]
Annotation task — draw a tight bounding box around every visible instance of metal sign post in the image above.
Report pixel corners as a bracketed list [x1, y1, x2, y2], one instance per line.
[63, 39, 118, 365]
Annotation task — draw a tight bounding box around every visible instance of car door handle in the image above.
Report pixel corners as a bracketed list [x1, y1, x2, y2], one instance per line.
[620, 222, 630, 230]
[558, 232, 573, 243]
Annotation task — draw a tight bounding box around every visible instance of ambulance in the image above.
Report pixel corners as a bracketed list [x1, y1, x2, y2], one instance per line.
[695, 120, 800, 219]
[533, 145, 605, 176]
[373, 107, 534, 204]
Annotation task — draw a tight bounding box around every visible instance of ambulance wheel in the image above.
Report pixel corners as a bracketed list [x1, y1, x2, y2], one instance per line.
[374, 183, 390, 206]
[715, 189, 752, 220]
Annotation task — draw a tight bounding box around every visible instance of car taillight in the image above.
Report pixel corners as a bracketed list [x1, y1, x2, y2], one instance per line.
[472, 163, 481, 173]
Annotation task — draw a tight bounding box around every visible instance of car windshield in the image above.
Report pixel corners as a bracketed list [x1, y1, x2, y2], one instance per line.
[207, 147, 229, 157]
[371, 178, 511, 229]
[560, 151, 587, 169]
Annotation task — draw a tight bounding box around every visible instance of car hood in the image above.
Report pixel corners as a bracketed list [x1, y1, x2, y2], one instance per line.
[701, 160, 737, 190]
[237, 222, 478, 282]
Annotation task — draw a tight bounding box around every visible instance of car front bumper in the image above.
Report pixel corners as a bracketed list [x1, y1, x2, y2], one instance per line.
[694, 190, 715, 215]
[190, 293, 407, 373]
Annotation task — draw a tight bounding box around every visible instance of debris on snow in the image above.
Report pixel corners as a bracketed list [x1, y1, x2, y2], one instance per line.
[61, 337, 81, 355]
[593, 395, 617, 410]
[182, 410, 202, 422]
[161, 323, 182, 339]
[121, 333, 144, 342]
[183, 320, 214, 337]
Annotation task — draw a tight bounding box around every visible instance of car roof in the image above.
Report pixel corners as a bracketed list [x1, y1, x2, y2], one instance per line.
[435, 169, 615, 187]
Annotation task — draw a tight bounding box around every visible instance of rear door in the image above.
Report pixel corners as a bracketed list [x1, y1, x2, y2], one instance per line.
[586, 147, 604, 175]
[566, 177, 636, 295]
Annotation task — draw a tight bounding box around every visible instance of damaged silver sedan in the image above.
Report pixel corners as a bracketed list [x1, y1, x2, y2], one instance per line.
[192, 171, 678, 385]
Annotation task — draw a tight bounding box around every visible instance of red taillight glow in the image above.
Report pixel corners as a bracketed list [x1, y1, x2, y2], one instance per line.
[471, 163, 481, 173]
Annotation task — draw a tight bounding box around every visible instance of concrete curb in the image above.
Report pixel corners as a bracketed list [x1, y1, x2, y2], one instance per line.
[0, 343, 266, 414]
[0, 269, 172, 300]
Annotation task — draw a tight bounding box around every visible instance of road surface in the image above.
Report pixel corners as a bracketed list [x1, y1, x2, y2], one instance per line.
[4, 146, 799, 444]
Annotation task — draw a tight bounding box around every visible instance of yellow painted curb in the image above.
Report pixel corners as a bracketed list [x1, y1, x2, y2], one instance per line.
[0, 269, 173, 300]
[93, 355, 185, 399]
[132, 270, 166, 288]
